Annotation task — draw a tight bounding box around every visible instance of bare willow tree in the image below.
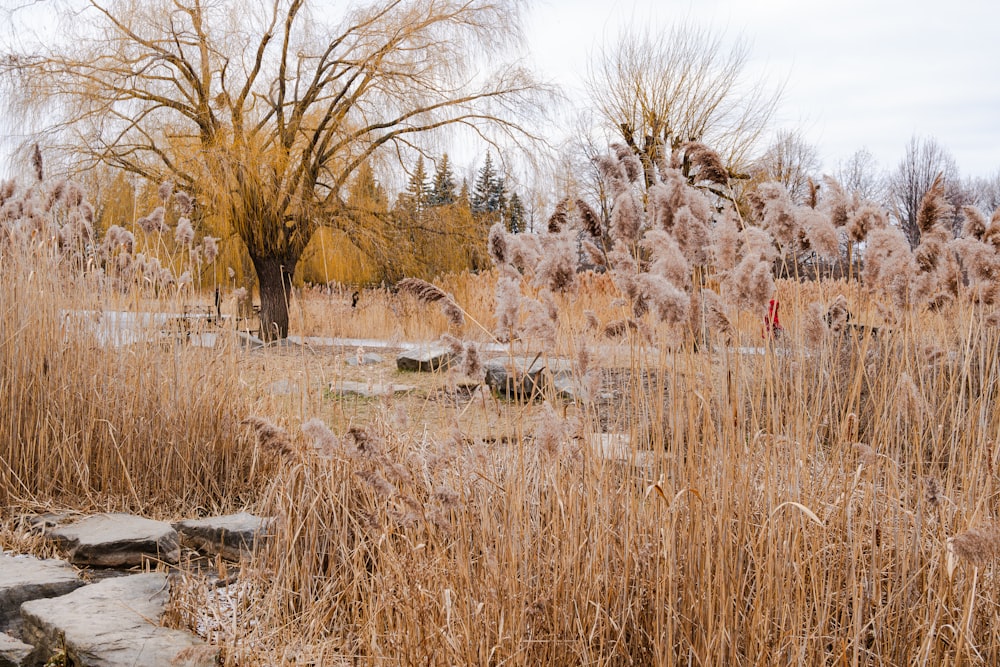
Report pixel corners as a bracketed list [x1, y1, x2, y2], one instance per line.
[586, 23, 781, 188]
[3, 0, 544, 339]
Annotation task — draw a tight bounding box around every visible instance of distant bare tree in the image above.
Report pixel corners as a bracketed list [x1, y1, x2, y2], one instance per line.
[586, 23, 781, 187]
[888, 136, 961, 248]
[835, 148, 888, 204]
[753, 130, 820, 205]
[2, 0, 546, 339]
[963, 170, 1000, 216]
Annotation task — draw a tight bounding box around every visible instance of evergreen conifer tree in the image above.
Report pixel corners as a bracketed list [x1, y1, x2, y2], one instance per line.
[430, 154, 457, 206]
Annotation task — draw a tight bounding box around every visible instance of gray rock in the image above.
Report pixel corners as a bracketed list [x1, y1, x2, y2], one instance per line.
[396, 346, 453, 372]
[0, 554, 83, 630]
[174, 512, 273, 561]
[484, 356, 571, 401]
[46, 514, 180, 567]
[21, 573, 217, 667]
[346, 352, 383, 366]
[332, 380, 415, 398]
[0, 632, 33, 667]
[266, 379, 300, 396]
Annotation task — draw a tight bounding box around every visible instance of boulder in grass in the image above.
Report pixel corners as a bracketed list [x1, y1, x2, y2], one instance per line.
[46, 513, 180, 567]
[0, 554, 84, 631]
[484, 356, 572, 401]
[396, 346, 453, 372]
[332, 381, 416, 398]
[21, 573, 217, 667]
[346, 352, 383, 367]
[174, 512, 273, 561]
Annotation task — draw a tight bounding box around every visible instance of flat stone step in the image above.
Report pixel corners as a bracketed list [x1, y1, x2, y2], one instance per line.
[0, 554, 84, 631]
[396, 346, 453, 372]
[174, 512, 273, 561]
[0, 631, 32, 667]
[21, 573, 217, 667]
[332, 380, 415, 398]
[46, 514, 180, 567]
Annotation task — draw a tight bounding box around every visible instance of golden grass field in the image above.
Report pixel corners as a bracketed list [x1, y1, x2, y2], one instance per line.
[3, 250, 1000, 665]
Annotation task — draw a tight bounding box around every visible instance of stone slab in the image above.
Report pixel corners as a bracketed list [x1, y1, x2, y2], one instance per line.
[174, 512, 273, 561]
[332, 381, 415, 398]
[0, 554, 84, 630]
[0, 632, 33, 667]
[396, 346, 453, 372]
[46, 514, 180, 567]
[21, 573, 217, 667]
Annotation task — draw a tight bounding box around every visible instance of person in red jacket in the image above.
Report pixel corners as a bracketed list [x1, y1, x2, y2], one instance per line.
[763, 299, 783, 339]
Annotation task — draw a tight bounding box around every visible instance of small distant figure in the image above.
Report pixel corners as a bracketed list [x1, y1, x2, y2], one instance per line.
[214, 286, 221, 320]
[351, 291, 360, 308]
[763, 299, 783, 339]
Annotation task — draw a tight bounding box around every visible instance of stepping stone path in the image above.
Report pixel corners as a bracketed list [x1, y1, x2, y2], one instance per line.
[0, 511, 272, 666]
[175, 512, 273, 561]
[396, 346, 453, 372]
[47, 513, 180, 567]
[21, 574, 217, 667]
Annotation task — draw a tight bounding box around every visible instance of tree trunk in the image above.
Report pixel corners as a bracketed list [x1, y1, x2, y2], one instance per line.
[251, 253, 297, 341]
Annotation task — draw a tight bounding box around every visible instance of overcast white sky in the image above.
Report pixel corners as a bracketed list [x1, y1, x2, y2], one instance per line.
[2, 0, 997, 181]
[525, 0, 1000, 177]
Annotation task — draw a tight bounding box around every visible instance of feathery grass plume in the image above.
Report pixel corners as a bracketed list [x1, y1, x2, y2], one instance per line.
[917, 174, 950, 235]
[534, 230, 578, 293]
[494, 269, 522, 340]
[952, 238, 1000, 282]
[638, 274, 690, 325]
[611, 143, 644, 184]
[757, 182, 798, 247]
[508, 232, 542, 271]
[440, 333, 465, 360]
[643, 229, 690, 288]
[610, 191, 643, 245]
[243, 416, 295, 460]
[301, 419, 341, 458]
[846, 204, 886, 243]
[581, 239, 607, 268]
[487, 222, 508, 266]
[986, 310, 1000, 327]
[672, 206, 711, 266]
[825, 295, 851, 334]
[63, 181, 84, 207]
[533, 402, 567, 458]
[799, 208, 840, 259]
[683, 142, 728, 185]
[355, 469, 397, 498]
[982, 214, 1000, 252]
[397, 277, 465, 327]
[803, 302, 829, 346]
[863, 226, 914, 308]
[0, 179, 15, 205]
[820, 176, 852, 227]
[31, 144, 43, 182]
[702, 289, 734, 341]
[202, 236, 220, 263]
[602, 318, 640, 338]
[895, 372, 926, 423]
[175, 217, 194, 245]
[741, 225, 779, 263]
[548, 197, 570, 233]
[584, 310, 600, 331]
[805, 178, 819, 209]
[961, 205, 988, 239]
[174, 190, 194, 216]
[158, 180, 174, 203]
[710, 209, 741, 272]
[576, 198, 603, 238]
[520, 296, 557, 347]
[462, 341, 482, 378]
[594, 154, 627, 196]
[724, 257, 774, 313]
[948, 525, 1000, 566]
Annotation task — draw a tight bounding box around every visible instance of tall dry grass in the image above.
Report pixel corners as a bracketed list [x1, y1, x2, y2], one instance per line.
[0, 242, 268, 516]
